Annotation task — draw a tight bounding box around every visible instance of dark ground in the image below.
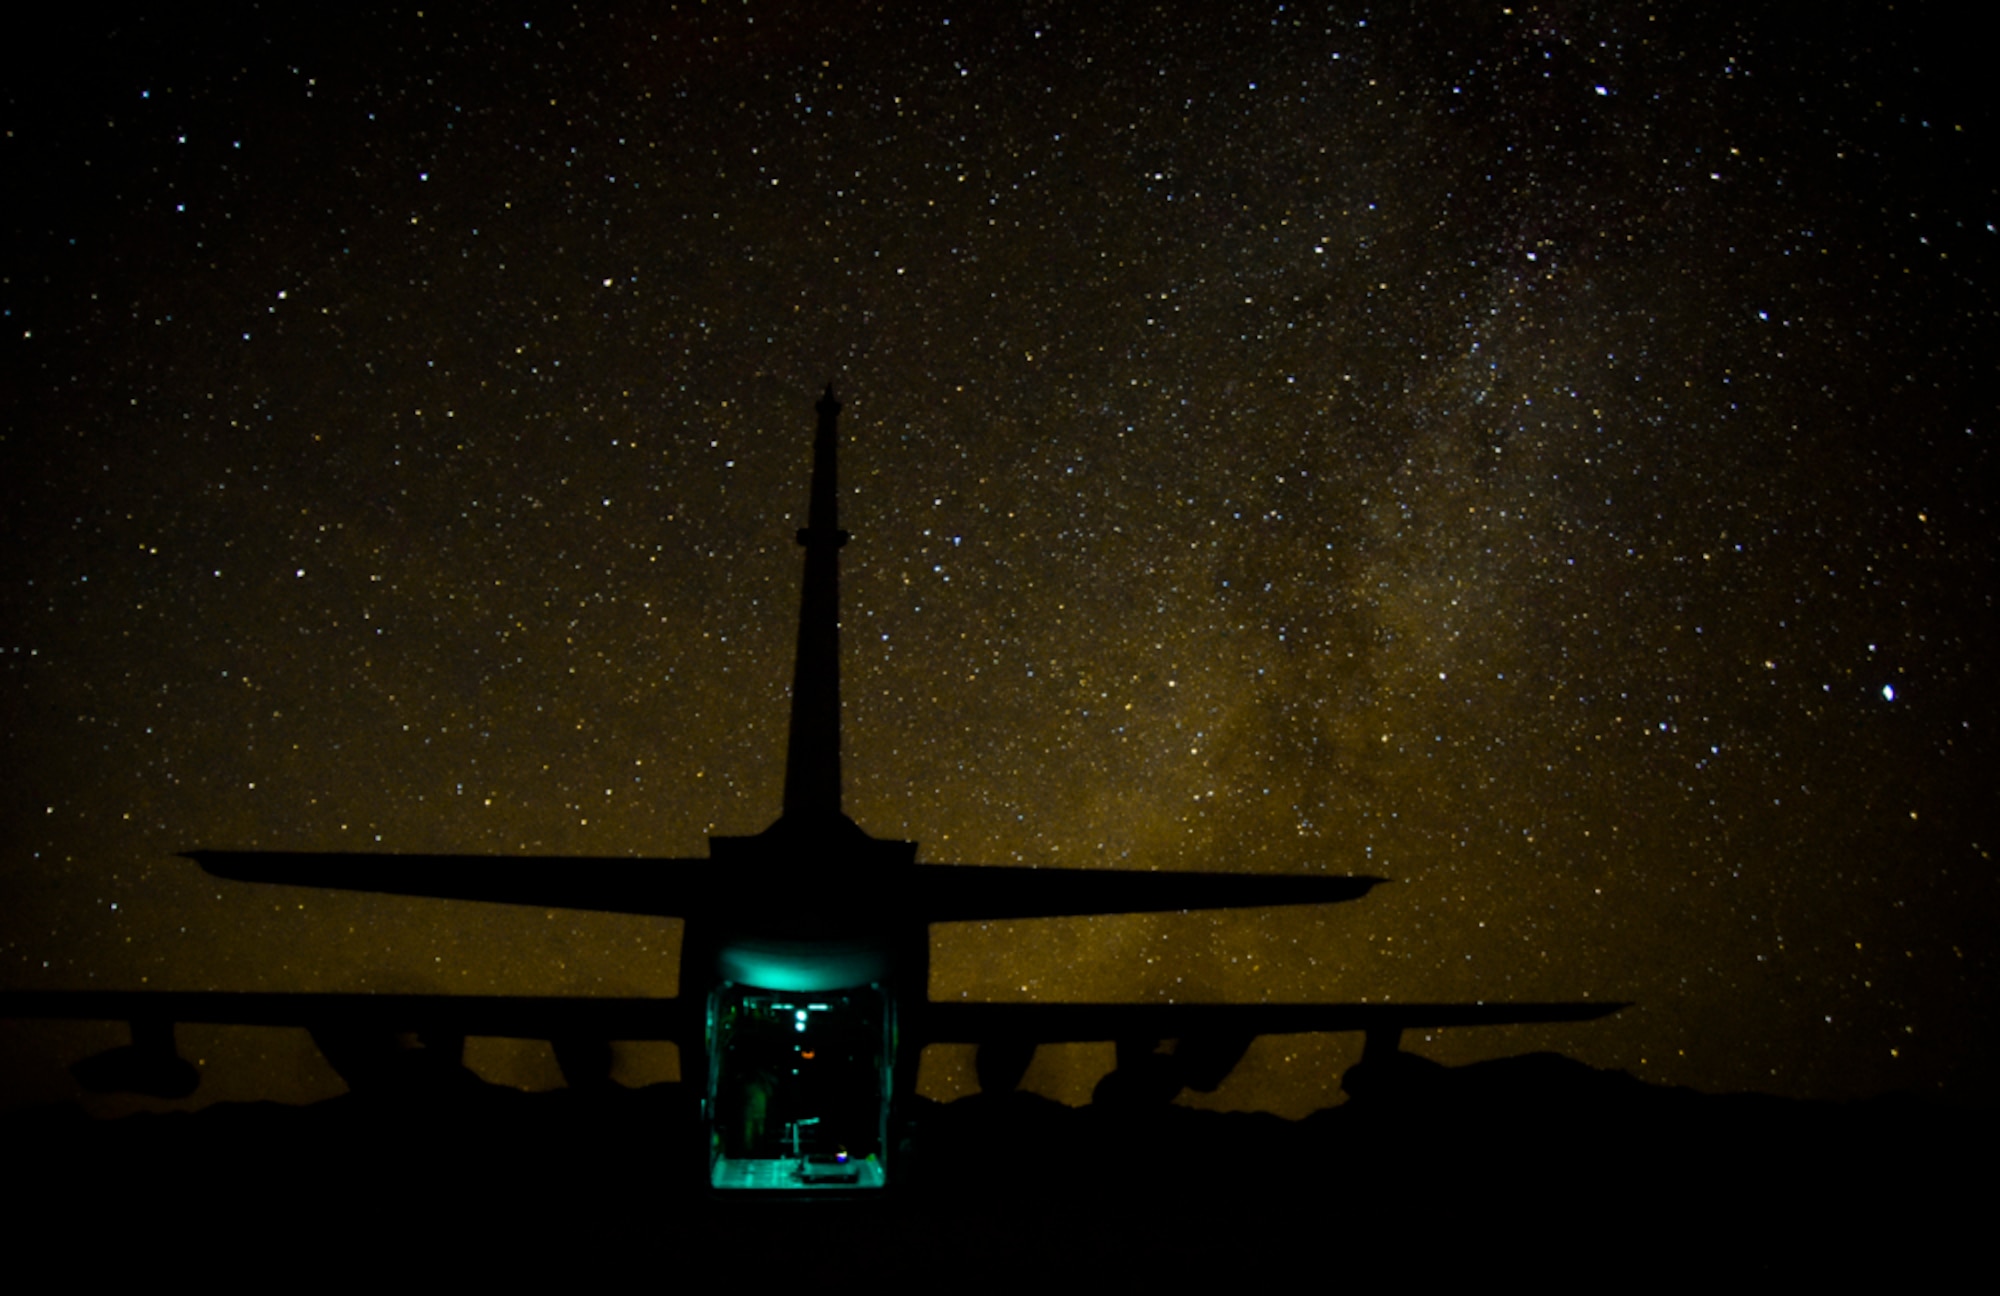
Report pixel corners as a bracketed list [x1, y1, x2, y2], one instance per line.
[8, 1052, 1986, 1280]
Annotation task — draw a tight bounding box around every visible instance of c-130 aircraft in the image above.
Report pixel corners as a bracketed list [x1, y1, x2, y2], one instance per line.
[3, 386, 1618, 1191]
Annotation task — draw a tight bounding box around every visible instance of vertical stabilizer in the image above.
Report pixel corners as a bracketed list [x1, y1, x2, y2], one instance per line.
[781, 384, 849, 823]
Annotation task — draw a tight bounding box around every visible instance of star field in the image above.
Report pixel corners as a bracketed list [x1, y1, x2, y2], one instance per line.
[3, 3, 1994, 1111]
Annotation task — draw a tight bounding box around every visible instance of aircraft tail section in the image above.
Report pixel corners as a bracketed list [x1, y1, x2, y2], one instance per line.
[906, 863, 1384, 921]
[185, 850, 718, 918]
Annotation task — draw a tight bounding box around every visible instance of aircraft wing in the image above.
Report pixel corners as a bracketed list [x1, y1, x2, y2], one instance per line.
[0, 988, 690, 1099]
[908, 864, 1385, 921]
[919, 999, 1626, 1043]
[186, 850, 717, 917]
[0, 989, 683, 1039]
[3, 992, 1622, 1042]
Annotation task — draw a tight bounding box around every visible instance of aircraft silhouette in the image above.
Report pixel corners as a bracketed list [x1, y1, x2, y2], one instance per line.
[3, 386, 1619, 1190]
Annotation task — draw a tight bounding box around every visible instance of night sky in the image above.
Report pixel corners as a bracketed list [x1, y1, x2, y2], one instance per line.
[3, 3, 1993, 1114]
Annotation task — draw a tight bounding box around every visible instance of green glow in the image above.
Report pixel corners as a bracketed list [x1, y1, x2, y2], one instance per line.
[715, 939, 892, 992]
[707, 983, 893, 1191]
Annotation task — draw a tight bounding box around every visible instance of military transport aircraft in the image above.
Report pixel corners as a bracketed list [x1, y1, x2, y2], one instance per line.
[2, 386, 1619, 1191]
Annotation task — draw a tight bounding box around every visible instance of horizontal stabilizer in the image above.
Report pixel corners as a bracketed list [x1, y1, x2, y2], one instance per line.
[186, 852, 1381, 923]
[920, 999, 1626, 1044]
[186, 850, 715, 917]
[907, 864, 1383, 921]
[0, 989, 688, 1041]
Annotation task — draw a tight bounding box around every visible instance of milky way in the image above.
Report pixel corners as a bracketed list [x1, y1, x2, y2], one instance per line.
[3, 3, 1993, 1112]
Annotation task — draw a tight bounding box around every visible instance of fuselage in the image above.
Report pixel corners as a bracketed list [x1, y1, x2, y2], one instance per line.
[689, 811, 924, 1189]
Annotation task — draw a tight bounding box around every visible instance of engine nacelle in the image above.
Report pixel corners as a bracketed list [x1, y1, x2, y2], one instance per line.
[70, 1019, 200, 1099]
